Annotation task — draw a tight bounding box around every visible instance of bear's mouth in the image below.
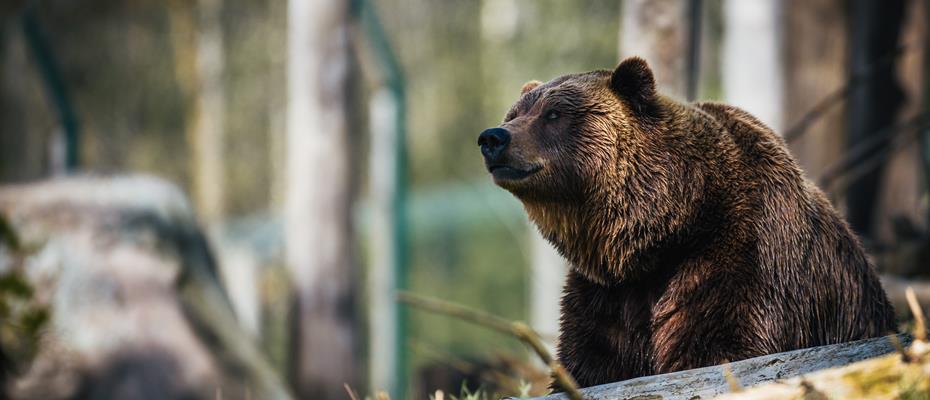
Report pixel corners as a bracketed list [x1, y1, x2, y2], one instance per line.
[488, 164, 542, 181]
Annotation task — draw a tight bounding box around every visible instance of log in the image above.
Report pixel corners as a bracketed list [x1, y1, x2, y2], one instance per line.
[528, 334, 910, 400]
[714, 340, 930, 399]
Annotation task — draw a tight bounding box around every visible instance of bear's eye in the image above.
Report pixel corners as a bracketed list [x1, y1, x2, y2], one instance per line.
[545, 110, 560, 120]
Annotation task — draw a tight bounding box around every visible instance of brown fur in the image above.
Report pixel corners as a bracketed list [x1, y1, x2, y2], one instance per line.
[480, 57, 895, 388]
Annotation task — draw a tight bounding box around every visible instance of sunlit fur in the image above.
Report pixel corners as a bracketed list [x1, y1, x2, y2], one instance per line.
[487, 57, 895, 388]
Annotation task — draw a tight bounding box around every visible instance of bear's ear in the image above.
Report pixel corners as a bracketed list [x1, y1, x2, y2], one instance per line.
[610, 57, 658, 115]
[521, 80, 543, 95]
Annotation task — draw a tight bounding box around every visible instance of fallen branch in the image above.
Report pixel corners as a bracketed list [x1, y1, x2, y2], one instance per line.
[783, 42, 912, 143]
[818, 112, 927, 192]
[397, 292, 583, 400]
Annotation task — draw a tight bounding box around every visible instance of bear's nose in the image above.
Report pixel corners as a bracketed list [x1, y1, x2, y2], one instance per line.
[478, 127, 511, 160]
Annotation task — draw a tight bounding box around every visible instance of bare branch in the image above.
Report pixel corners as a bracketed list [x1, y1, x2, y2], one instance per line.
[397, 292, 584, 400]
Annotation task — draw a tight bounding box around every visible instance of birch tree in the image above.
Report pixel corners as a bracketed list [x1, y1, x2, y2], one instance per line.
[286, 0, 359, 397]
[620, 0, 690, 99]
[722, 0, 784, 133]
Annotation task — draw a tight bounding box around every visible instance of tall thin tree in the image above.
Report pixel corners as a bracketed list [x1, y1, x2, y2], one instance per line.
[722, 0, 784, 133]
[286, 0, 359, 398]
[620, 0, 692, 99]
[782, 0, 848, 179]
[167, 0, 226, 227]
[846, 0, 906, 238]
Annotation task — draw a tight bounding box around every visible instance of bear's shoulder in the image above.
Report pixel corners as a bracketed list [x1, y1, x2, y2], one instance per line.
[693, 101, 800, 173]
[693, 101, 776, 141]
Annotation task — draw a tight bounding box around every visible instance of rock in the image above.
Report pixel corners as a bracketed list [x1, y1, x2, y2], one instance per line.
[0, 175, 291, 400]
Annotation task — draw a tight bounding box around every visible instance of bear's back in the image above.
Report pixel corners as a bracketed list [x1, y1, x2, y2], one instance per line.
[695, 101, 896, 347]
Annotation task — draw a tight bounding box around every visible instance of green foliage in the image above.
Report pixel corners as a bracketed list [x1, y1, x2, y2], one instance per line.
[421, 382, 491, 400]
[515, 379, 533, 398]
[407, 216, 529, 381]
[0, 213, 50, 372]
[450, 383, 489, 400]
[0, 214, 19, 251]
[378, 0, 621, 188]
[900, 381, 930, 400]
[0, 273, 33, 300]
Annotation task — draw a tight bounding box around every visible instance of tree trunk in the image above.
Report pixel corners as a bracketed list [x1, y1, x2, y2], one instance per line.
[167, 0, 226, 227]
[285, 0, 358, 398]
[0, 27, 48, 183]
[367, 89, 401, 397]
[193, 0, 226, 227]
[721, 0, 784, 132]
[620, 0, 691, 99]
[529, 231, 566, 356]
[845, 0, 906, 238]
[782, 0, 848, 181]
[872, 0, 927, 245]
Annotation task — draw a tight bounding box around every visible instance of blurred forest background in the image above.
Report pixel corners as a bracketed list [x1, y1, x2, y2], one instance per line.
[0, 0, 929, 399]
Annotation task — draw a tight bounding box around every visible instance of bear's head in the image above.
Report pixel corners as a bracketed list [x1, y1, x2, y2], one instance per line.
[478, 57, 713, 284]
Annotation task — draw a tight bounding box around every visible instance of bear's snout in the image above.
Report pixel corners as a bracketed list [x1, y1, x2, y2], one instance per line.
[477, 127, 511, 161]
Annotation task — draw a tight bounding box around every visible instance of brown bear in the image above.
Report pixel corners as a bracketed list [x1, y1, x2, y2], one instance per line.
[477, 57, 896, 388]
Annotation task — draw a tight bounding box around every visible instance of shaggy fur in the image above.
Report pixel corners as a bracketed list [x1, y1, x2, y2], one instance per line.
[479, 57, 896, 388]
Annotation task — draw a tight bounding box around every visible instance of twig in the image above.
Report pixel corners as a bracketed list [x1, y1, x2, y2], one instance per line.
[408, 339, 478, 376]
[829, 136, 921, 200]
[888, 333, 911, 363]
[799, 379, 828, 400]
[722, 363, 741, 393]
[819, 113, 927, 188]
[906, 287, 927, 341]
[548, 362, 582, 399]
[344, 384, 361, 400]
[397, 292, 584, 400]
[783, 85, 851, 143]
[820, 115, 928, 199]
[784, 42, 912, 143]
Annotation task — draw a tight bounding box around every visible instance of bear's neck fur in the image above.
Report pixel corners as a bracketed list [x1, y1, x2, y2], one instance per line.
[522, 98, 753, 286]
